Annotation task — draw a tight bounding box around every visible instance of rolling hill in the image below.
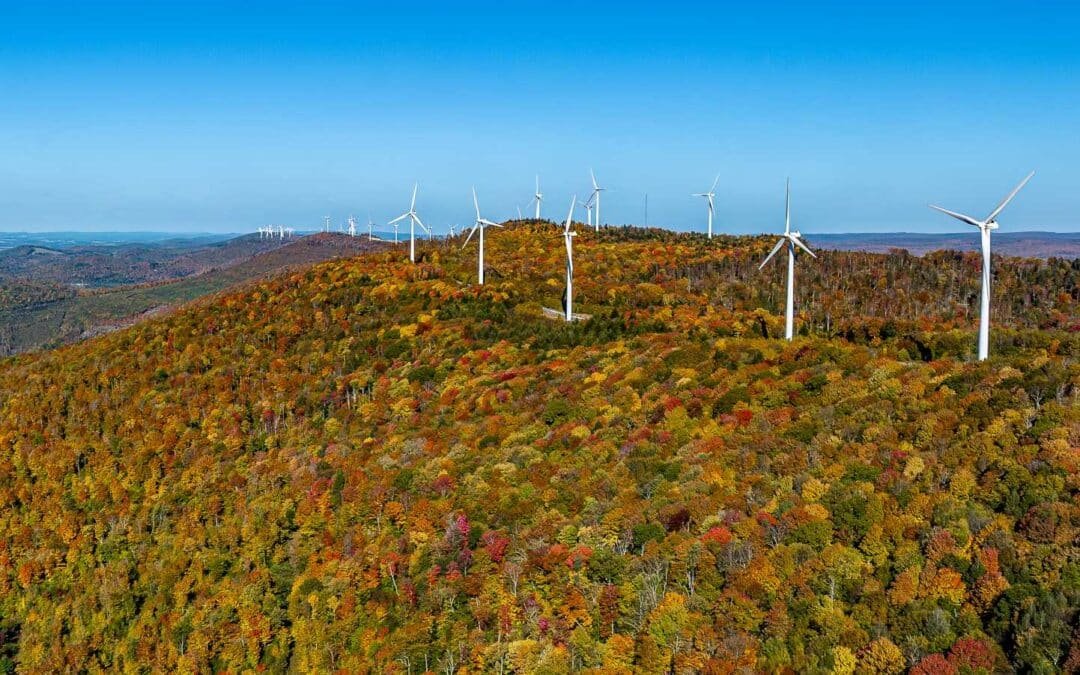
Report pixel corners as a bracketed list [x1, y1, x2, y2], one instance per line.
[0, 224, 1075, 672]
[812, 231, 1080, 259]
[0, 233, 387, 356]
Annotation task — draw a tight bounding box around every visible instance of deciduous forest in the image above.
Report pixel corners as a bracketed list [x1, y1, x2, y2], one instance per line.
[0, 224, 1076, 672]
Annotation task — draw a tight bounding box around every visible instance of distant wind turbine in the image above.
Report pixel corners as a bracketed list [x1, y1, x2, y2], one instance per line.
[693, 175, 720, 239]
[324, 216, 331, 233]
[528, 175, 544, 220]
[929, 171, 1035, 361]
[561, 196, 578, 321]
[389, 183, 430, 262]
[759, 179, 816, 341]
[347, 215, 357, 237]
[462, 188, 502, 284]
[367, 215, 375, 241]
[578, 197, 594, 230]
[589, 169, 606, 231]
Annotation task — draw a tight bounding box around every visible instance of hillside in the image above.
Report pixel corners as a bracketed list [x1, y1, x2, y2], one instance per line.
[0, 224, 1076, 672]
[0, 233, 384, 355]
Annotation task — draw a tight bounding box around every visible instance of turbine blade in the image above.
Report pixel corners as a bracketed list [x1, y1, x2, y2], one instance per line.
[759, 238, 786, 269]
[410, 183, 418, 210]
[462, 223, 479, 248]
[412, 214, 426, 230]
[389, 213, 409, 224]
[791, 235, 816, 258]
[711, 174, 720, 193]
[590, 168, 598, 190]
[564, 196, 576, 232]
[472, 187, 481, 220]
[928, 204, 982, 227]
[785, 178, 791, 235]
[985, 170, 1035, 223]
[480, 218, 499, 227]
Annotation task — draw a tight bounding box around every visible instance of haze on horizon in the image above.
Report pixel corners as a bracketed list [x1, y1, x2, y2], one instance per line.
[1, 1, 1079, 234]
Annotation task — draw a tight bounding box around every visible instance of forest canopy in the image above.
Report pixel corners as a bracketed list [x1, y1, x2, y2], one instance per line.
[0, 223, 1076, 673]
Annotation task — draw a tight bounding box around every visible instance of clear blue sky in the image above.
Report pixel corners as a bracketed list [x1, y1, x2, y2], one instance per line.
[1, 1, 1078, 233]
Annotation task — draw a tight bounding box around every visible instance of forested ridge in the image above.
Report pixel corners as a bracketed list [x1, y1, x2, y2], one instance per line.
[0, 223, 1076, 673]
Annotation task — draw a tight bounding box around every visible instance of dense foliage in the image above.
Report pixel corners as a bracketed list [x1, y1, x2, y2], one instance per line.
[0, 223, 1076, 673]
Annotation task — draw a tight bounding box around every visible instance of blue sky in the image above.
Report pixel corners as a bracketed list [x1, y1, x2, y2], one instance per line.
[1, 1, 1078, 233]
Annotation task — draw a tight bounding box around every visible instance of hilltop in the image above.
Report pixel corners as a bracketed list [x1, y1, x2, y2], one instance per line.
[0, 223, 1075, 672]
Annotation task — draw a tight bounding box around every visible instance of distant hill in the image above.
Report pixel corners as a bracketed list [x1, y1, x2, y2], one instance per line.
[0, 233, 386, 355]
[0, 233, 297, 287]
[811, 231, 1080, 258]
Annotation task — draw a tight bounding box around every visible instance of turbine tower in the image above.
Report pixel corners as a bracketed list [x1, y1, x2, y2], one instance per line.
[389, 183, 429, 262]
[529, 175, 544, 220]
[589, 169, 606, 231]
[561, 196, 578, 321]
[759, 179, 816, 341]
[693, 175, 720, 239]
[462, 188, 502, 284]
[929, 171, 1035, 361]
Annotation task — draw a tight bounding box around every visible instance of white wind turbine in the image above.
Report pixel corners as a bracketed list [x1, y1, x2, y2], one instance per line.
[589, 169, 606, 231]
[693, 174, 720, 239]
[759, 179, 816, 341]
[367, 215, 375, 241]
[528, 175, 544, 220]
[448, 223, 457, 237]
[324, 216, 331, 233]
[389, 183, 430, 262]
[561, 196, 578, 321]
[462, 188, 502, 284]
[347, 215, 357, 237]
[578, 197, 594, 230]
[929, 171, 1035, 361]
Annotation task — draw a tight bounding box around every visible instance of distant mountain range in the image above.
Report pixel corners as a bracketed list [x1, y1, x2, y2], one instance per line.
[0, 232, 387, 355]
[810, 231, 1080, 259]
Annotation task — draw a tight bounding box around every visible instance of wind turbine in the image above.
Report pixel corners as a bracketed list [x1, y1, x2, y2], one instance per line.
[578, 197, 594, 230]
[929, 171, 1035, 361]
[589, 169, 606, 231]
[448, 223, 457, 237]
[759, 179, 816, 341]
[324, 216, 331, 233]
[367, 215, 375, 241]
[347, 215, 357, 237]
[561, 196, 578, 321]
[693, 175, 720, 239]
[528, 175, 544, 220]
[462, 188, 502, 284]
[389, 183, 429, 262]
